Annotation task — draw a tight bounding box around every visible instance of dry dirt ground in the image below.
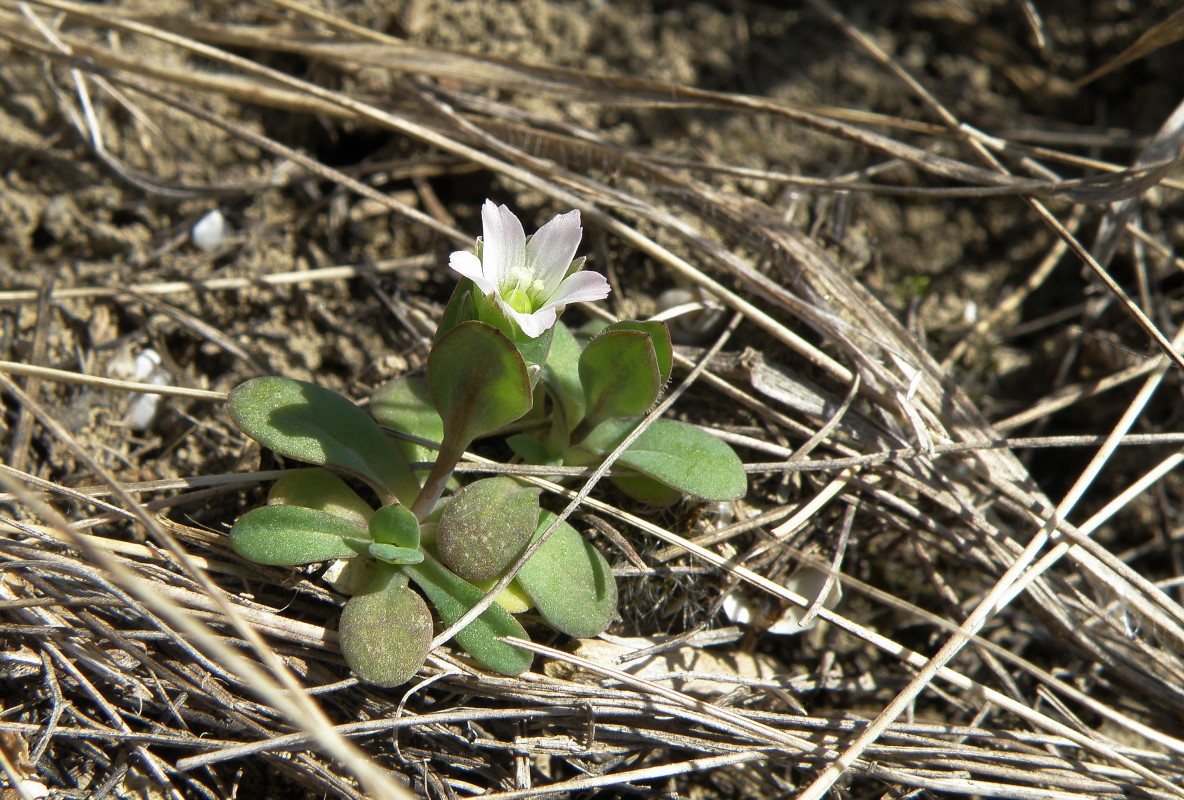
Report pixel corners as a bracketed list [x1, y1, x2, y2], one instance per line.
[3, 1, 1184, 798]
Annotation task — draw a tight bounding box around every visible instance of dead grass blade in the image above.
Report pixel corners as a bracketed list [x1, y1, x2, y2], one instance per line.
[1076, 7, 1184, 87]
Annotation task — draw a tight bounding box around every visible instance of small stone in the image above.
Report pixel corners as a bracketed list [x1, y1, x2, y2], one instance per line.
[112, 348, 170, 430]
[653, 287, 727, 345]
[191, 209, 226, 253]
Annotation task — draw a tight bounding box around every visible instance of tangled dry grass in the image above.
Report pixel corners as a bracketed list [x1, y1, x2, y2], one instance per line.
[3, 1, 1184, 798]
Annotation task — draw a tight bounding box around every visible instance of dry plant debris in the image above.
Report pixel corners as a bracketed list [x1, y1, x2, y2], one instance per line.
[3, 0, 1184, 798]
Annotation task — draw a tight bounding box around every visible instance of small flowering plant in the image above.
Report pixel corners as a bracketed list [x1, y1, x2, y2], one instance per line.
[450, 201, 609, 339]
[225, 201, 746, 686]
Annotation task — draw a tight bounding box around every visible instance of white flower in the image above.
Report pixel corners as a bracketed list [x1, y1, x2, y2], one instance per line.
[449, 200, 610, 338]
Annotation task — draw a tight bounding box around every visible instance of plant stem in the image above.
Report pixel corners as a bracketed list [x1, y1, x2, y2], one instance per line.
[410, 437, 465, 521]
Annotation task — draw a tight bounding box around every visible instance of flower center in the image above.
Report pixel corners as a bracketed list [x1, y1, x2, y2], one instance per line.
[503, 273, 548, 314]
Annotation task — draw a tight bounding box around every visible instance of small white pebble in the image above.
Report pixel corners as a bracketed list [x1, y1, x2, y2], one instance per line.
[119, 348, 170, 430]
[191, 209, 227, 253]
[10, 780, 49, 799]
[124, 373, 169, 430]
[131, 348, 162, 381]
[722, 567, 842, 635]
[652, 287, 727, 345]
[721, 591, 756, 626]
[708, 500, 735, 528]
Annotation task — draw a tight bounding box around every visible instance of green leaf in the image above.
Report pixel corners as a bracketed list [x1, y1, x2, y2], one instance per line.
[506, 433, 555, 465]
[574, 318, 611, 339]
[367, 506, 423, 564]
[402, 553, 533, 676]
[579, 330, 662, 428]
[436, 477, 539, 582]
[230, 504, 371, 566]
[516, 511, 616, 638]
[609, 473, 684, 506]
[369, 504, 421, 549]
[469, 289, 555, 376]
[540, 321, 586, 433]
[436, 280, 477, 341]
[228, 377, 418, 504]
[338, 567, 432, 687]
[266, 468, 374, 527]
[605, 320, 673, 385]
[428, 322, 533, 451]
[515, 324, 555, 383]
[578, 417, 747, 501]
[322, 557, 376, 596]
[471, 576, 534, 614]
[368, 542, 425, 565]
[370, 375, 443, 470]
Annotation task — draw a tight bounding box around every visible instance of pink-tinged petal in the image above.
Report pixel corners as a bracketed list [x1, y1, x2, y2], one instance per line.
[526, 209, 582, 295]
[480, 200, 526, 287]
[549, 269, 611, 306]
[503, 303, 557, 339]
[448, 250, 497, 295]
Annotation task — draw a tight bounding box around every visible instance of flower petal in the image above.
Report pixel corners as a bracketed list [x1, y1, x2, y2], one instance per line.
[526, 209, 582, 296]
[502, 303, 557, 339]
[448, 250, 497, 295]
[481, 200, 526, 288]
[548, 269, 611, 307]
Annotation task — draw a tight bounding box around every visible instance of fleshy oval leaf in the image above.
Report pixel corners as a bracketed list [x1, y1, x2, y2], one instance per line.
[514, 322, 556, 382]
[579, 330, 662, 428]
[578, 417, 747, 501]
[605, 320, 673, 385]
[472, 577, 535, 614]
[338, 567, 432, 687]
[228, 377, 418, 504]
[436, 281, 476, 342]
[428, 322, 533, 450]
[230, 504, 370, 566]
[370, 375, 443, 472]
[436, 477, 539, 582]
[369, 504, 421, 549]
[469, 289, 556, 376]
[506, 433, 554, 465]
[368, 542, 425, 565]
[609, 473, 684, 506]
[516, 510, 616, 638]
[540, 321, 585, 432]
[322, 557, 377, 596]
[267, 468, 373, 527]
[402, 553, 533, 676]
